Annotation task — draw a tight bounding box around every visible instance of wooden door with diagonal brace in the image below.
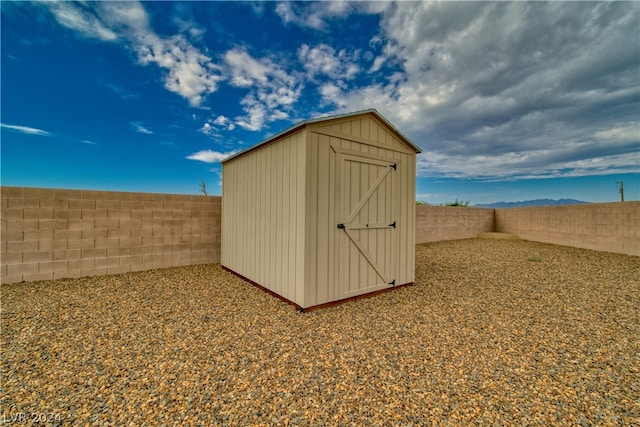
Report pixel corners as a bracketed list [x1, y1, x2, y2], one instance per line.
[335, 148, 399, 298]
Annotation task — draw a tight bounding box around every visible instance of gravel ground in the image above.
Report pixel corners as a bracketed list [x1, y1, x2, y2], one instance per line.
[1, 238, 639, 426]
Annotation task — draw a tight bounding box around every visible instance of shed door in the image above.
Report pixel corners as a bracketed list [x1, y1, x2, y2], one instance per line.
[335, 148, 399, 298]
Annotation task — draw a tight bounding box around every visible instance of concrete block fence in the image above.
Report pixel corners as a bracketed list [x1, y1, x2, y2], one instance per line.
[415, 206, 494, 243]
[1, 187, 220, 284]
[495, 201, 640, 256]
[1, 186, 637, 284]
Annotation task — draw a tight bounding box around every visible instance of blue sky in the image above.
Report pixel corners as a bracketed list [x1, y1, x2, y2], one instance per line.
[2, 1, 639, 205]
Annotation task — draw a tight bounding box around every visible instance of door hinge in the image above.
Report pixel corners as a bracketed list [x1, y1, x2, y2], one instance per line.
[389, 279, 396, 286]
[337, 223, 345, 230]
[389, 163, 397, 170]
[389, 221, 396, 228]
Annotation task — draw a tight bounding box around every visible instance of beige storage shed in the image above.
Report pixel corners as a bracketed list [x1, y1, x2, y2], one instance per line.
[221, 109, 421, 310]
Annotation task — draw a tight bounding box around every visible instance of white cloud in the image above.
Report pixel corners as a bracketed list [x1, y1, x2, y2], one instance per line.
[46, 1, 118, 41]
[368, 42, 398, 73]
[236, 96, 267, 132]
[276, 1, 352, 30]
[213, 116, 235, 130]
[369, 56, 386, 73]
[200, 123, 213, 135]
[224, 48, 270, 88]
[594, 123, 640, 143]
[186, 149, 238, 163]
[136, 34, 222, 107]
[44, 1, 222, 107]
[39, 0, 640, 180]
[318, 83, 346, 108]
[199, 116, 236, 136]
[298, 44, 360, 81]
[43, 2, 298, 129]
[1, 123, 104, 147]
[223, 48, 302, 131]
[323, 1, 640, 179]
[129, 121, 153, 135]
[0, 123, 53, 136]
[213, 116, 229, 127]
[172, 15, 206, 41]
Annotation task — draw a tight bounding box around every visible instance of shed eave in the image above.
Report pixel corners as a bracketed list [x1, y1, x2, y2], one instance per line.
[222, 109, 421, 164]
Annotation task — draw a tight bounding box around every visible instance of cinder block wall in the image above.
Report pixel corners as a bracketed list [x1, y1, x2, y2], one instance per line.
[495, 201, 639, 256]
[1, 187, 221, 284]
[2, 186, 637, 285]
[415, 206, 494, 243]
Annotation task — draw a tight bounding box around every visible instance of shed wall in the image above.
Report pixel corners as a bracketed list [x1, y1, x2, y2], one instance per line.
[221, 130, 306, 306]
[304, 116, 416, 307]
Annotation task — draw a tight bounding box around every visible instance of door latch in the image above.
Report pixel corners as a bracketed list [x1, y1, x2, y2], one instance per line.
[389, 221, 396, 228]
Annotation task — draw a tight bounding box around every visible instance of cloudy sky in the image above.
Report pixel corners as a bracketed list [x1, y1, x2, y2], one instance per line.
[2, 1, 638, 204]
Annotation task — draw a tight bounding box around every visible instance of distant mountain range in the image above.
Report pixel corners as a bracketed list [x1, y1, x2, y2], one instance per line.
[474, 199, 591, 208]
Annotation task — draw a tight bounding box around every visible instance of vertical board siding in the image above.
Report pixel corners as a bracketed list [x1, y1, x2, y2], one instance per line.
[295, 131, 307, 305]
[305, 116, 417, 306]
[221, 131, 305, 306]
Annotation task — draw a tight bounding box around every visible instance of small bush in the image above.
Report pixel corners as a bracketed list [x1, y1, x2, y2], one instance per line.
[416, 199, 470, 207]
[445, 199, 470, 207]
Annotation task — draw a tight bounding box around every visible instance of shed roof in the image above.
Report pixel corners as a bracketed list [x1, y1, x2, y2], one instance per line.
[222, 109, 421, 164]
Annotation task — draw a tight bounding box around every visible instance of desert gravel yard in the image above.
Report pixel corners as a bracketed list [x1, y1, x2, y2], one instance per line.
[1, 238, 639, 426]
